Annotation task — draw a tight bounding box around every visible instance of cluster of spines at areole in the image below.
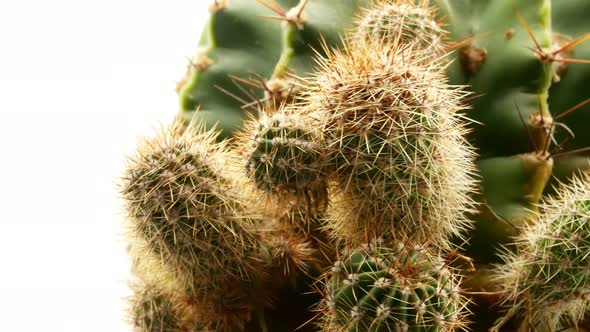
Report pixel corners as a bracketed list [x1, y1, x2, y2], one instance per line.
[122, 0, 590, 331]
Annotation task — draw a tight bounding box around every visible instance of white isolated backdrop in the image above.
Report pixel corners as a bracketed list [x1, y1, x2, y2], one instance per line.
[0, 1, 209, 331]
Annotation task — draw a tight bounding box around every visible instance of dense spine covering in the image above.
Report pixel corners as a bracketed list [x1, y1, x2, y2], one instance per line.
[493, 173, 590, 331]
[238, 108, 328, 209]
[122, 121, 281, 331]
[129, 283, 206, 332]
[122, 121, 267, 290]
[352, 0, 445, 55]
[308, 37, 477, 248]
[319, 240, 469, 332]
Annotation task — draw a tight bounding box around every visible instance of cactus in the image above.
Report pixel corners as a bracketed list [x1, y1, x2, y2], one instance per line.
[430, 0, 590, 262]
[122, 121, 284, 331]
[122, 0, 590, 330]
[492, 172, 590, 331]
[352, 0, 446, 55]
[177, 0, 367, 139]
[236, 107, 328, 209]
[308, 37, 477, 248]
[122, 120, 269, 290]
[319, 240, 469, 331]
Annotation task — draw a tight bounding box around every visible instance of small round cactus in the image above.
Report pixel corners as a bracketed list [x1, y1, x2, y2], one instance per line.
[493, 172, 590, 331]
[237, 108, 328, 210]
[319, 240, 469, 331]
[309, 38, 478, 248]
[353, 0, 445, 55]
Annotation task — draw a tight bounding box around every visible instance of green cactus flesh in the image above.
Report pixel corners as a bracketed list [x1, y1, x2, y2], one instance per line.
[321, 241, 467, 332]
[433, 0, 590, 262]
[178, 0, 366, 139]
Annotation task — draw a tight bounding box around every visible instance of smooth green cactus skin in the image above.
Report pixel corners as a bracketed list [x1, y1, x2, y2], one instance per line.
[433, 0, 590, 263]
[178, 0, 366, 139]
[549, 2, 590, 180]
[321, 242, 467, 332]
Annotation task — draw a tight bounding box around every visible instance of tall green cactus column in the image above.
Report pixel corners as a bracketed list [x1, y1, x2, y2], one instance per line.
[177, 0, 366, 139]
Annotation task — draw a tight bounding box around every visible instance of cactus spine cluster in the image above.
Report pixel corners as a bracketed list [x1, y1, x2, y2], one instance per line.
[353, 0, 445, 55]
[122, 0, 590, 330]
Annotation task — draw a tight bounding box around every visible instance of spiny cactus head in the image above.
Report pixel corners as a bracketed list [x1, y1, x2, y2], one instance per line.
[310, 39, 478, 248]
[494, 172, 590, 331]
[122, 120, 268, 290]
[237, 107, 328, 209]
[353, 0, 445, 54]
[319, 240, 469, 332]
[122, 120, 239, 246]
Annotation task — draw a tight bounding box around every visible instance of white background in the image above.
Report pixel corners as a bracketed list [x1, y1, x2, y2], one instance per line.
[0, 1, 209, 331]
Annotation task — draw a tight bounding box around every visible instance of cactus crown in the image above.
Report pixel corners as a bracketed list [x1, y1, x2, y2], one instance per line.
[353, 0, 445, 54]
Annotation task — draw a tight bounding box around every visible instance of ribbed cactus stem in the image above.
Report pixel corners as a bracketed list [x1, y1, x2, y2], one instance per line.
[319, 240, 469, 332]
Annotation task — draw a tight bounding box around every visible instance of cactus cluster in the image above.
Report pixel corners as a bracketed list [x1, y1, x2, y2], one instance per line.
[121, 0, 590, 331]
[123, 120, 319, 330]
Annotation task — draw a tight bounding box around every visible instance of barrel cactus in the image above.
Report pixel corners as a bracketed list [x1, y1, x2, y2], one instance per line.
[121, 0, 590, 331]
[319, 240, 469, 332]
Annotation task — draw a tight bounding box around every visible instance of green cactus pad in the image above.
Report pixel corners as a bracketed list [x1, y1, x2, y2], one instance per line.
[178, 0, 366, 139]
